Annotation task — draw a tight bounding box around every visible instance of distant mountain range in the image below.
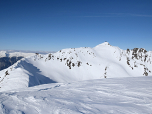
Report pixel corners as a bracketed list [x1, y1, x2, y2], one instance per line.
[0, 42, 151, 92]
[0, 51, 35, 71]
[0, 51, 55, 71]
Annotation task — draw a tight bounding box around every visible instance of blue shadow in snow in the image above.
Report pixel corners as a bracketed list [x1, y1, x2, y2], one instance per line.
[16, 60, 56, 87]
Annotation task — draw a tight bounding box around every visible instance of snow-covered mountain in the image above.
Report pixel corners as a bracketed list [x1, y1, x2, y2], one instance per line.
[0, 42, 152, 114]
[0, 42, 151, 92]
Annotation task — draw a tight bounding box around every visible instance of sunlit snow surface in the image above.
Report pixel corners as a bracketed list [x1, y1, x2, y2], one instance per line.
[0, 43, 152, 113]
[0, 42, 152, 91]
[0, 76, 152, 114]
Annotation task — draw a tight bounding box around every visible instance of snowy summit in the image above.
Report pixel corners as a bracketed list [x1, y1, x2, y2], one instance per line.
[97, 42, 110, 46]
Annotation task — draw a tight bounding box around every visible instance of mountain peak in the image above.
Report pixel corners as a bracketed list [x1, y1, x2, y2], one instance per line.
[100, 42, 110, 46]
[94, 42, 111, 49]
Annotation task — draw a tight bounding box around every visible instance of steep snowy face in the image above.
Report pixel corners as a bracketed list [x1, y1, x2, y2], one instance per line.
[0, 42, 152, 91]
[93, 42, 121, 60]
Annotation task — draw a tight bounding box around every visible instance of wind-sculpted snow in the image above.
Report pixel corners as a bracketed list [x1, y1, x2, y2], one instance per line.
[0, 42, 152, 91]
[0, 76, 152, 114]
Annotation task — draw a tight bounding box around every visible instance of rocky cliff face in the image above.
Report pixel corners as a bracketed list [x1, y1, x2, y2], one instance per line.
[118, 48, 152, 76]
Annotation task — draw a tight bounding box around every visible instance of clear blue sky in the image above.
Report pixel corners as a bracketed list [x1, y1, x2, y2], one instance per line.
[0, 0, 152, 51]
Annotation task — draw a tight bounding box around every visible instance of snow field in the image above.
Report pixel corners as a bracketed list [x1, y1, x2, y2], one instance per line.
[0, 76, 152, 114]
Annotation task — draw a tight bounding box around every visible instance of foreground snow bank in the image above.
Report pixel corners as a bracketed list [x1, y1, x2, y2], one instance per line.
[0, 76, 152, 114]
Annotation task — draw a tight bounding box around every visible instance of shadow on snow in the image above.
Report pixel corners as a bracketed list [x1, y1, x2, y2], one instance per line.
[15, 60, 56, 87]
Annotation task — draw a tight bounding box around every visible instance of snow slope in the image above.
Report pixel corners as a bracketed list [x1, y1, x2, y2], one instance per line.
[0, 76, 152, 114]
[0, 42, 152, 92]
